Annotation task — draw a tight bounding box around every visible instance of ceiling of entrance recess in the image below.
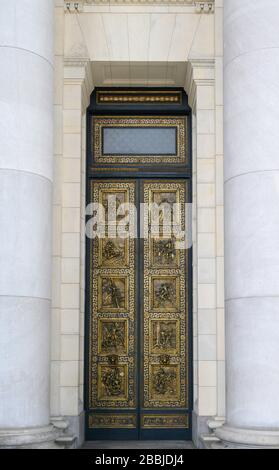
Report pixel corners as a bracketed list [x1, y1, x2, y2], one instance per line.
[64, 5, 214, 65]
[89, 61, 187, 87]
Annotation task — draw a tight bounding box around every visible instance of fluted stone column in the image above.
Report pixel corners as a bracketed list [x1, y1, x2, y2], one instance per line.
[216, 0, 279, 447]
[0, 0, 57, 447]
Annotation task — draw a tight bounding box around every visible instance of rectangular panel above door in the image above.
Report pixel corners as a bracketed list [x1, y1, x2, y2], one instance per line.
[91, 116, 188, 165]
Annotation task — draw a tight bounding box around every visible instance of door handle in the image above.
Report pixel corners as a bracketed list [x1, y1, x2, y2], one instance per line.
[159, 354, 171, 365]
[108, 354, 119, 365]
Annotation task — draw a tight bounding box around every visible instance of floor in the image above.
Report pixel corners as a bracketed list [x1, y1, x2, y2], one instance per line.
[82, 440, 194, 449]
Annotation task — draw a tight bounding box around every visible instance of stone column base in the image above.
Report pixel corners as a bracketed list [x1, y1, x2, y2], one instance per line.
[0, 425, 62, 449]
[215, 425, 279, 448]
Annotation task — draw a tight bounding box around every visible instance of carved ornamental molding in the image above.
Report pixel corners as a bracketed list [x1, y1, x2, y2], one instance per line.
[195, 1, 214, 13]
[64, 1, 214, 13]
[64, 2, 84, 12]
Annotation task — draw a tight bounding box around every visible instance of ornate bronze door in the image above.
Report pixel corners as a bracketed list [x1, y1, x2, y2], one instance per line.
[85, 89, 192, 440]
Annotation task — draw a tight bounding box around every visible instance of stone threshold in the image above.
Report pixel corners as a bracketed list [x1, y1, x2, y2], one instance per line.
[82, 440, 195, 449]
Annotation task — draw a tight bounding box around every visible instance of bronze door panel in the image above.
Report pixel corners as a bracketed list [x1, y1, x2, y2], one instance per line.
[87, 179, 190, 436]
[89, 181, 136, 411]
[142, 181, 188, 411]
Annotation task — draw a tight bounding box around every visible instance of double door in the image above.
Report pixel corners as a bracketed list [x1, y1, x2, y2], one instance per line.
[85, 178, 191, 440]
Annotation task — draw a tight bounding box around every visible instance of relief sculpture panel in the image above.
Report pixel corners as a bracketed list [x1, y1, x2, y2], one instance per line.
[100, 238, 128, 268]
[98, 364, 128, 401]
[150, 319, 180, 355]
[143, 181, 188, 409]
[98, 275, 129, 312]
[88, 179, 189, 427]
[89, 181, 136, 409]
[98, 319, 128, 355]
[152, 237, 179, 268]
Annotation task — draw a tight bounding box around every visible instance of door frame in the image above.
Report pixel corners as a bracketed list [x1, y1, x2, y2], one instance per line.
[84, 88, 193, 440]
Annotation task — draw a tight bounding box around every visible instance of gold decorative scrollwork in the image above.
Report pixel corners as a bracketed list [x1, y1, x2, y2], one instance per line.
[142, 414, 189, 429]
[89, 181, 136, 409]
[89, 179, 189, 421]
[96, 91, 182, 105]
[143, 181, 188, 409]
[92, 116, 187, 165]
[89, 414, 137, 429]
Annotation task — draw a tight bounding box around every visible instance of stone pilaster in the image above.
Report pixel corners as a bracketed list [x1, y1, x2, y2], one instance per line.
[186, 59, 220, 447]
[58, 57, 92, 445]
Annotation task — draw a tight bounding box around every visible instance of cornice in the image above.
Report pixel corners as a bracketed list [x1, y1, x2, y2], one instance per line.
[185, 58, 215, 110]
[64, 1, 214, 13]
[64, 57, 94, 111]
